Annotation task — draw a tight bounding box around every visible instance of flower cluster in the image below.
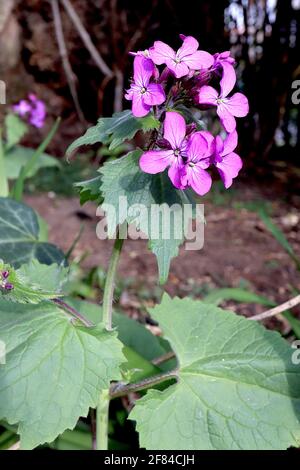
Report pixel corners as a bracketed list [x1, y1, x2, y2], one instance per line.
[13, 94, 47, 129]
[0, 270, 13, 291]
[125, 35, 249, 195]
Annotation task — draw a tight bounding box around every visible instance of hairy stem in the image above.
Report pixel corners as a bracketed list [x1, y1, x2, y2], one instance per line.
[102, 229, 124, 330]
[110, 370, 178, 399]
[53, 298, 94, 327]
[96, 389, 110, 450]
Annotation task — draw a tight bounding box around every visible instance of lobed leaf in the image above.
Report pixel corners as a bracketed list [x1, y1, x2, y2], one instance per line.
[67, 110, 159, 155]
[130, 295, 300, 450]
[0, 299, 125, 449]
[100, 151, 197, 283]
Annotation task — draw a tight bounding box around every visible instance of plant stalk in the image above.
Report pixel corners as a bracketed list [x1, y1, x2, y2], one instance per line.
[102, 228, 124, 330]
[96, 226, 125, 450]
[0, 131, 9, 197]
[110, 370, 178, 399]
[96, 389, 110, 450]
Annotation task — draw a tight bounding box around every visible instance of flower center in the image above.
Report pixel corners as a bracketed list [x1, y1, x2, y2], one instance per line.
[189, 162, 195, 167]
[140, 87, 147, 94]
[175, 57, 181, 64]
[174, 149, 181, 157]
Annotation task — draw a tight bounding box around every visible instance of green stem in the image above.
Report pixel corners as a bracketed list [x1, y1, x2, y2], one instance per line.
[11, 117, 61, 201]
[0, 130, 9, 197]
[95, 227, 125, 450]
[102, 228, 124, 331]
[110, 370, 178, 399]
[96, 389, 110, 450]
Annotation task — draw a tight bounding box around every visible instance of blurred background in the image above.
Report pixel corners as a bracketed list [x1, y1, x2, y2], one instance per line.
[0, 0, 300, 321]
[1, 0, 299, 167]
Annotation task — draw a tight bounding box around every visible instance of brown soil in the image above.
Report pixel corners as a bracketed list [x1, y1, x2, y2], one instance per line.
[24, 181, 300, 326]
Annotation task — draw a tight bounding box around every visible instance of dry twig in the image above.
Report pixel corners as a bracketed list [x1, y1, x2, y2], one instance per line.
[60, 0, 113, 77]
[50, 0, 85, 123]
[249, 294, 300, 321]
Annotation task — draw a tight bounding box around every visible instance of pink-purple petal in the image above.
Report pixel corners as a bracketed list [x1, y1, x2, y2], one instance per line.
[133, 55, 154, 88]
[177, 36, 199, 59]
[139, 150, 174, 174]
[198, 131, 215, 157]
[188, 166, 212, 196]
[132, 93, 151, 117]
[163, 111, 186, 149]
[216, 152, 243, 189]
[226, 93, 249, 117]
[186, 132, 208, 164]
[149, 41, 176, 65]
[220, 61, 237, 97]
[198, 86, 219, 106]
[143, 83, 166, 106]
[217, 105, 237, 132]
[183, 51, 214, 70]
[221, 131, 238, 156]
[166, 59, 189, 78]
[168, 159, 185, 189]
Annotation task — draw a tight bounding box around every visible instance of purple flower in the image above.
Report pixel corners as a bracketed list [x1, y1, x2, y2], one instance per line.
[212, 131, 243, 188]
[181, 131, 213, 196]
[13, 100, 32, 117]
[149, 35, 214, 79]
[140, 111, 188, 188]
[1, 271, 9, 280]
[28, 94, 47, 129]
[13, 94, 47, 129]
[140, 112, 214, 195]
[198, 73, 249, 133]
[125, 55, 166, 117]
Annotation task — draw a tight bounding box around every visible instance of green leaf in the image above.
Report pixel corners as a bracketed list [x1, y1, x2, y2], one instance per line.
[130, 295, 300, 450]
[100, 151, 196, 283]
[0, 197, 65, 267]
[74, 175, 103, 205]
[203, 288, 274, 307]
[67, 110, 159, 155]
[5, 114, 28, 150]
[259, 209, 300, 270]
[66, 299, 174, 380]
[203, 287, 300, 339]
[0, 299, 125, 449]
[0, 260, 68, 304]
[4, 146, 60, 180]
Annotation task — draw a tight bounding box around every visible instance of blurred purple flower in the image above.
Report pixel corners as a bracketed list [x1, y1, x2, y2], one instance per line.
[198, 72, 249, 132]
[212, 131, 243, 188]
[125, 55, 165, 117]
[13, 100, 31, 117]
[140, 111, 187, 188]
[12, 94, 47, 129]
[149, 35, 214, 79]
